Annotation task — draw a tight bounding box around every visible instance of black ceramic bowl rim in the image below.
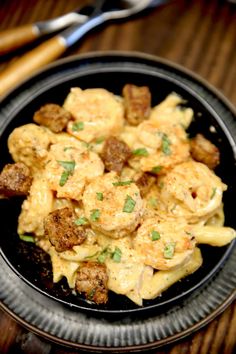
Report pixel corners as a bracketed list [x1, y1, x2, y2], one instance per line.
[0, 51, 235, 316]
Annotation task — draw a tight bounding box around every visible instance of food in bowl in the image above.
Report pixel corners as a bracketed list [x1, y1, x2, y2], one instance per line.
[0, 84, 235, 306]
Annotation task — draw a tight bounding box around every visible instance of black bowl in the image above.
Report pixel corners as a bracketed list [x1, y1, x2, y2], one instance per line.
[0, 51, 235, 315]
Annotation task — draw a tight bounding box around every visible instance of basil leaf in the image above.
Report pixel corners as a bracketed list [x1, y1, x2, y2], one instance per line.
[123, 195, 136, 213]
[151, 166, 163, 174]
[132, 148, 149, 157]
[112, 180, 133, 186]
[19, 234, 35, 243]
[57, 160, 75, 172]
[59, 170, 70, 186]
[74, 217, 88, 226]
[161, 134, 171, 155]
[151, 230, 161, 241]
[90, 209, 100, 222]
[95, 137, 105, 144]
[96, 192, 103, 201]
[111, 247, 122, 262]
[164, 242, 176, 259]
[72, 121, 84, 131]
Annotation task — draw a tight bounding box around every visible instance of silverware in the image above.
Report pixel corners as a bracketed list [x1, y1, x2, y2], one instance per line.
[0, 6, 92, 55]
[0, 0, 169, 96]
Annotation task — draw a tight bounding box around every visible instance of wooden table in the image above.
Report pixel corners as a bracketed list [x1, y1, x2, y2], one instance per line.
[0, 0, 235, 353]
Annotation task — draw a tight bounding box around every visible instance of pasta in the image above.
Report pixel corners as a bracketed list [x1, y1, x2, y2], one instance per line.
[2, 84, 235, 306]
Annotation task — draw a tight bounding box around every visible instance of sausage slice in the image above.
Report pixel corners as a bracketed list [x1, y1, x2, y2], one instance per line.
[33, 103, 72, 133]
[0, 162, 32, 197]
[101, 136, 131, 173]
[122, 84, 151, 125]
[75, 261, 108, 304]
[190, 134, 220, 169]
[44, 207, 86, 252]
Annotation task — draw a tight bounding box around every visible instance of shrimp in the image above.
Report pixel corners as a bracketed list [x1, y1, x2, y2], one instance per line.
[157, 160, 227, 222]
[45, 142, 104, 201]
[128, 120, 190, 174]
[150, 93, 193, 129]
[8, 123, 53, 173]
[133, 217, 196, 270]
[64, 88, 124, 143]
[82, 172, 144, 238]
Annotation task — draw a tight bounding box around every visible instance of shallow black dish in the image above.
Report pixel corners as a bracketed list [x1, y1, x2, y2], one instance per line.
[0, 52, 235, 317]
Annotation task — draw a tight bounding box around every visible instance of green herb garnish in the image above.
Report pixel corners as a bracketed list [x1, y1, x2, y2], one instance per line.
[96, 192, 103, 201]
[132, 148, 149, 157]
[164, 242, 176, 259]
[151, 230, 161, 241]
[90, 209, 100, 222]
[161, 133, 171, 155]
[111, 247, 122, 262]
[123, 195, 136, 213]
[88, 288, 96, 300]
[151, 166, 163, 174]
[210, 187, 217, 199]
[72, 121, 84, 131]
[97, 247, 110, 263]
[63, 146, 74, 152]
[74, 217, 88, 226]
[112, 180, 133, 186]
[148, 197, 158, 208]
[95, 137, 105, 144]
[57, 160, 76, 186]
[19, 234, 35, 243]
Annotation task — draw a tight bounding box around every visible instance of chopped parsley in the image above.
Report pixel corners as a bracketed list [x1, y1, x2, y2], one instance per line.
[72, 121, 84, 131]
[96, 192, 103, 201]
[74, 217, 88, 226]
[97, 247, 110, 263]
[164, 242, 176, 259]
[161, 133, 171, 155]
[19, 234, 35, 243]
[132, 148, 149, 157]
[148, 197, 158, 208]
[112, 180, 133, 186]
[111, 247, 122, 262]
[88, 288, 96, 300]
[63, 146, 74, 152]
[151, 166, 163, 174]
[57, 160, 76, 186]
[95, 137, 105, 144]
[210, 187, 217, 199]
[151, 230, 161, 241]
[123, 195, 136, 213]
[90, 209, 100, 222]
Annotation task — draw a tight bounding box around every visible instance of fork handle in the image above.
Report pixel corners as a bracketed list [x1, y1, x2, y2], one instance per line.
[0, 36, 66, 96]
[0, 25, 40, 55]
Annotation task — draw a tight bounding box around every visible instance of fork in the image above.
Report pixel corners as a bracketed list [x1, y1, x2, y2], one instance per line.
[0, 0, 169, 97]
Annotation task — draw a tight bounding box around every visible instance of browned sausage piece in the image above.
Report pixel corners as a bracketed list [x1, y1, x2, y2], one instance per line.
[190, 134, 220, 169]
[0, 162, 32, 197]
[135, 173, 156, 197]
[75, 261, 108, 304]
[33, 103, 72, 133]
[101, 136, 131, 173]
[44, 207, 86, 252]
[122, 84, 151, 125]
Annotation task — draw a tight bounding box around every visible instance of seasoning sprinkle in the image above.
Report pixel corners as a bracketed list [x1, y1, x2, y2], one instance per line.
[123, 195, 136, 213]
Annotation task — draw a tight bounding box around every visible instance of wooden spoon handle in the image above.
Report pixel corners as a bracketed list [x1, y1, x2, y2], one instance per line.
[0, 24, 40, 55]
[0, 36, 66, 97]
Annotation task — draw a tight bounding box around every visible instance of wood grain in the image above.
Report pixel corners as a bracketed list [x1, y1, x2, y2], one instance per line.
[0, 0, 235, 353]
